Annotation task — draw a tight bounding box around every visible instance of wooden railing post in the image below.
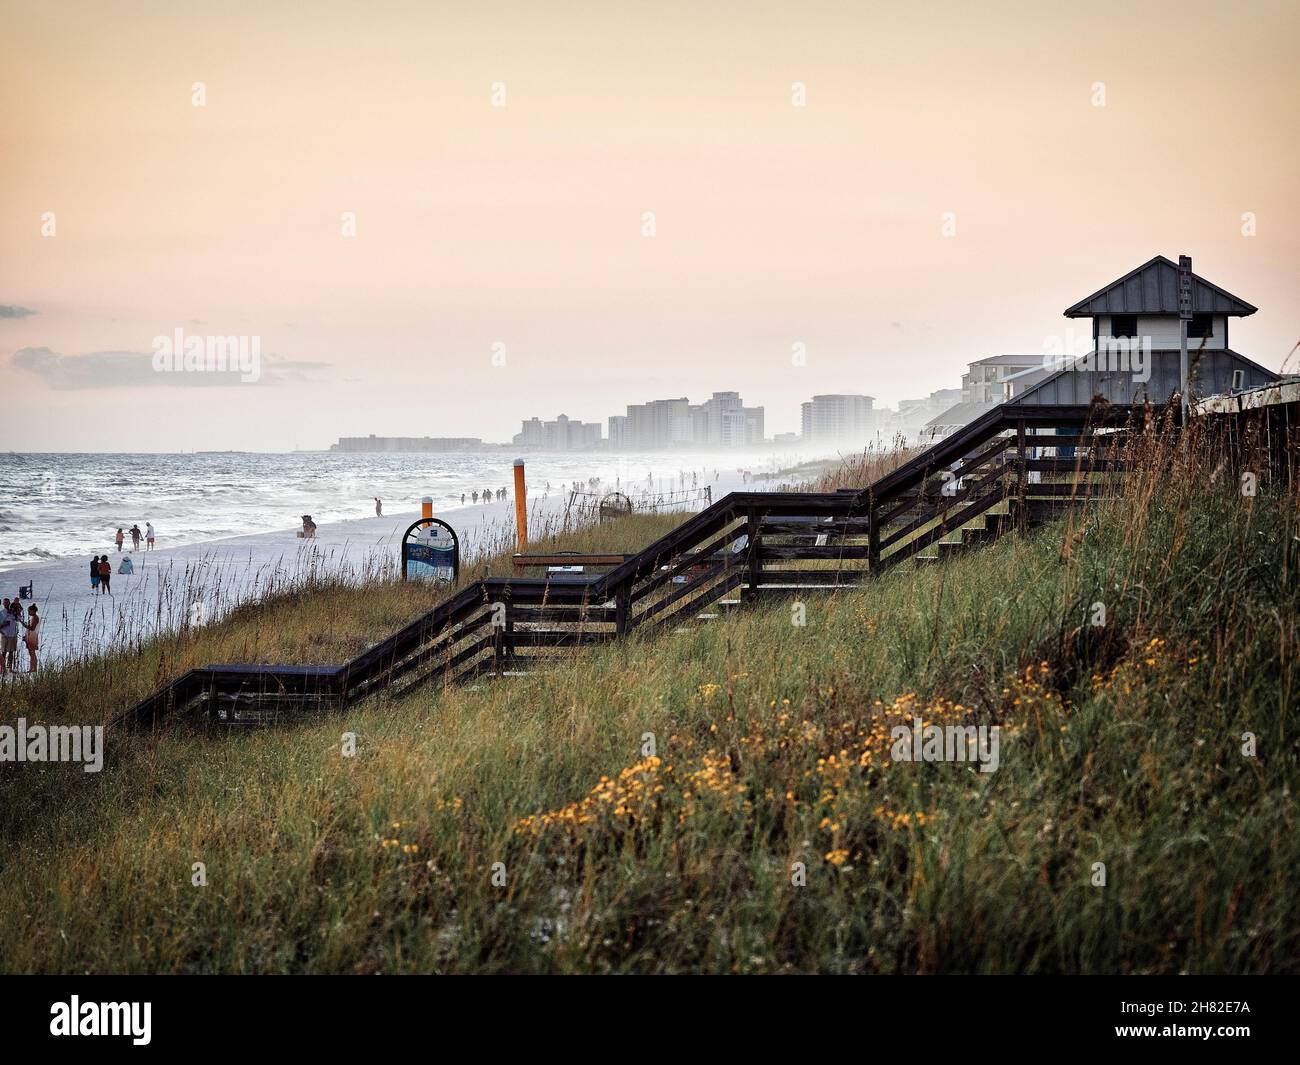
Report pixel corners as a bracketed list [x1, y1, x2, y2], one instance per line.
[868, 494, 880, 572]
[492, 598, 513, 675]
[745, 509, 762, 602]
[1016, 418, 1027, 530]
[615, 584, 630, 635]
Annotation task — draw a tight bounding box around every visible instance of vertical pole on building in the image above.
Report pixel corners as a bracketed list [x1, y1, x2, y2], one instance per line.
[1178, 255, 1193, 449]
[1180, 317, 1189, 428]
[513, 459, 528, 552]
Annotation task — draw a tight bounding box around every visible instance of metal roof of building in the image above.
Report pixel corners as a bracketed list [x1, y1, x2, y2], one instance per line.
[1063, 256, 1257, 318]
[966, 353, 1044, 367]
[923, 400, 1000, 430]
[1008, 349, 1277, 408]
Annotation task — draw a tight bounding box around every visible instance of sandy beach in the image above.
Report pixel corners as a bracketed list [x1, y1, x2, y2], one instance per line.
[1, 471, 748, 668]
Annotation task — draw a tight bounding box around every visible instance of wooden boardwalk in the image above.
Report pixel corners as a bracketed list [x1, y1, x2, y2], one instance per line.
[117, 402, 1139, 728]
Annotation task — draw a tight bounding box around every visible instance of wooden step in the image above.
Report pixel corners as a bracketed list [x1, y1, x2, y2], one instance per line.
[984, 513, 1012, 536]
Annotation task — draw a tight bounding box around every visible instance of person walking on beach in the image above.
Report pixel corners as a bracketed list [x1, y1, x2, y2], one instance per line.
[130, 524, 142, 550]
[21, 604, 39, 673]
[460, 493, 465, 505]
[90, 555, 101, 592]
[98, 555, 112, 594]
[374, 497, 383, 517]
[146, 522, 155, 550]
[471, 490, 478, 504]
[115, 527, 125, 552]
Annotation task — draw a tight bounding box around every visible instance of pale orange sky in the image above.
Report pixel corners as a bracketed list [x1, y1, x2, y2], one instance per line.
[2, 0, 1297, 451]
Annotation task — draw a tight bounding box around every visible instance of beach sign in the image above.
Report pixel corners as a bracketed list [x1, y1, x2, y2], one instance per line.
[401, 517, 459, 583]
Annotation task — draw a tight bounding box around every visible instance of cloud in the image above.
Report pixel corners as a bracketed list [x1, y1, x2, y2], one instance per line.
[10, 346, 330, 389]
[0, 305, 38, 319]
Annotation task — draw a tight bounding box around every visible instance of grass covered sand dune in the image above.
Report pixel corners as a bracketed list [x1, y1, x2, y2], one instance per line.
[0, 437, 1296, 973]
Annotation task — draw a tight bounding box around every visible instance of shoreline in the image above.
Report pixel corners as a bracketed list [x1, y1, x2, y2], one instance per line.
[1, 469, 751, 668]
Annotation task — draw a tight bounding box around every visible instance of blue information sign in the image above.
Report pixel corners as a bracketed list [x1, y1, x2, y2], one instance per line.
[401, 518, 459, 583]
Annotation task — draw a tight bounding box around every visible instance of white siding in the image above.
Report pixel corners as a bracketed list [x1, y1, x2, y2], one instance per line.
[1098, 315, 1226, 350]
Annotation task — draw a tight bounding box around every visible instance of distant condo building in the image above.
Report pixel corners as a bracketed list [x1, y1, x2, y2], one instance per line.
[962, 354, 1045, 404]
[892, 389, 961, 434]
[513, 414, 602, 450]
[608, 391, 764, 449]
[799, 394, 875, 445]
[331, 435, 484, 452]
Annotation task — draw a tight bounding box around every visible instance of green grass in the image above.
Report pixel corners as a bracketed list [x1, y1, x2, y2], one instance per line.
[0, 440, 1296, 973]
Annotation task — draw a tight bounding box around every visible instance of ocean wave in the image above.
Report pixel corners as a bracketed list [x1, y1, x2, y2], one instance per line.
[0, 547, 61, 562]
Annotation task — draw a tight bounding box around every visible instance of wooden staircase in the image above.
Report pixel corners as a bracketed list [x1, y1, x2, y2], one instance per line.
[116, 403, 1134, 728]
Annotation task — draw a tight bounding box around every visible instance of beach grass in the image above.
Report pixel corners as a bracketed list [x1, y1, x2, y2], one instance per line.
[0, 430, 1296, 973]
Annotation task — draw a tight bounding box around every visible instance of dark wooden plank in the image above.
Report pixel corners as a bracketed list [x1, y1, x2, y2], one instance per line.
[758, 545, 873, 561]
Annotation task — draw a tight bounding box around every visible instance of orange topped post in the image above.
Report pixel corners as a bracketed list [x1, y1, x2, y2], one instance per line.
[513, 459, 528, 551]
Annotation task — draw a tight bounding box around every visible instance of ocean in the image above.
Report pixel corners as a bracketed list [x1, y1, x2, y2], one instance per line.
[0, 449, 795, 571]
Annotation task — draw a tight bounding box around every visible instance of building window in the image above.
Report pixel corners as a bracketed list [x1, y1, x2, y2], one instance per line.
[1188, 314, 1214, 339]
[1110, 314, 1138, 338]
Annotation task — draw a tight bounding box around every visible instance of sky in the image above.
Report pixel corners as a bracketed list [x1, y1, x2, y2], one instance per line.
[2, 0, 1297, 452]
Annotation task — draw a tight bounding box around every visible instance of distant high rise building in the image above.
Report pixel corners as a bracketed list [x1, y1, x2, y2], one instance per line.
[799, 394, 875, 445]
[693, 391, 765, 447]
[513, 414, 602, 450]
[607, 414, 630, 449]
[332, 435, 484, 452]
[619, 397, 690, 449]
[609, 392, 763, 448]
[514, 417, 544, 448]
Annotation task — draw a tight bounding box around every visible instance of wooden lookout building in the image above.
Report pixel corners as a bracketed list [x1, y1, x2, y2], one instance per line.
[1016, 254, 1277, 409]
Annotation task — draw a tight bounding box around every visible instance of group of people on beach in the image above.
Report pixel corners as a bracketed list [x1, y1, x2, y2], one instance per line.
[113, 523, 155, 553]
[461, 488, 508, 505]
[94, 522, 154, 594]
[0, 597, 39, 675]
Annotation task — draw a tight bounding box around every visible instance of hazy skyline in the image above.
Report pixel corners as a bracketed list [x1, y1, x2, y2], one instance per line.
[3, 0, 1297, 452]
